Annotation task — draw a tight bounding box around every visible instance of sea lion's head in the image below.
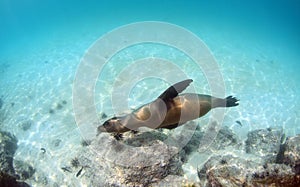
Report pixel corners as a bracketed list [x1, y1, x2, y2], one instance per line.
[97, 117, 128, 134]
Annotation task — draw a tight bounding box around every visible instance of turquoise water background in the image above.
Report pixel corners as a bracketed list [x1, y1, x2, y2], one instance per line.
[1, 0, 299, 131]
[0, 0, 300, 185]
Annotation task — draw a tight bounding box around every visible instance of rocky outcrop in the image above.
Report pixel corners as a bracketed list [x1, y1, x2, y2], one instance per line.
[198, 154, 256, 186]
[251, 164, 300, 186]
[0, 171, 30, 187]
[77, 131, 184, 186]
[0, 131, 18, 176]
[154, 175, 200, 187]
[245, 127, 284, 163]
[56, 126, 300, 186]
[13, 160, 35, 180]
[282, 134, 300, 174]
[197, 154, 300, 186]
[197, 128, 300, 187]
[210, 126, 240, 151]
[74, 124, 241, 186]
[0, 131, 30, 187]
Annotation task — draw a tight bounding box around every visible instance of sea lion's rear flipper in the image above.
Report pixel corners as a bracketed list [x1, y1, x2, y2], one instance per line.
[158, 79, 193, 102]
[211, 96, 239, 108]
[225, 96, 239, 107]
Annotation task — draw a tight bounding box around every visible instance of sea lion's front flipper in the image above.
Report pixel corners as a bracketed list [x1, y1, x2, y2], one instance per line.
[112, 133, 123, 140]
[158, 79, 193, 102]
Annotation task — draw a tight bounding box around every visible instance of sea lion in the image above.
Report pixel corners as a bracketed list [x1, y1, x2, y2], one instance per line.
[98, 79, 239, 136]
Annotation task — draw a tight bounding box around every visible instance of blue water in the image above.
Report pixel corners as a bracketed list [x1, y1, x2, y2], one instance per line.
[1, 0, 300, 186]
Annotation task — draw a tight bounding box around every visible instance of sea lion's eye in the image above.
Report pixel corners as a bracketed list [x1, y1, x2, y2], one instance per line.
[103, 121, 109, 126]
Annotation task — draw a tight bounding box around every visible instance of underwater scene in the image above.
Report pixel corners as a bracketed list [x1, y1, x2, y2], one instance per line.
[0, 0, 300, 186]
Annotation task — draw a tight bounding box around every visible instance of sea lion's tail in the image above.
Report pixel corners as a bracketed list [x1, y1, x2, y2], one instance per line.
[212, 96, 239, 108]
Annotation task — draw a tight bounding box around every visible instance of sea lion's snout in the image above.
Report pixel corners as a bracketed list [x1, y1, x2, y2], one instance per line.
[97, 123, 108, 133]
[97, 120, 113, 133]
[97, 117, 125, 134]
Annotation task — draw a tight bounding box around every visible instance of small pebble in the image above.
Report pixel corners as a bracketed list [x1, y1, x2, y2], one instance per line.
[101, 112, 107, 119]
[49, 109, 55, 114]
[19, 120, 32, 131]
[56, 103, 63, 110]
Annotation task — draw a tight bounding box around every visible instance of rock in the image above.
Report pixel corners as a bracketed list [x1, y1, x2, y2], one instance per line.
[197, 154, 299, 186]
[13, 160, 35, 180]
[0, 131, 30, 186]
[196, 122, 241, 154]
[283, 134, 300, 174]
[123, 131, 168, 147]
[105, 133, 183, 186]
[251, 164, 300, 186]
[34, 172, 48, 186]
[169, 124, 240, 163]
[76, 131, 184, 186]
[154, 175, 200, 187]
[181, 125, 203, 156]
[157, 123, 238, 166]
[211, 126, 240, 150]
[245, 128, 284, 163]
[0, 131, 18, 176]
[198, 154, 257, 186]
[0, 171, 30, 187]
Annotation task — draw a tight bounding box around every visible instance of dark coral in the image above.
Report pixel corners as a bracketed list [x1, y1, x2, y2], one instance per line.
[71, 157, 80, 168]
